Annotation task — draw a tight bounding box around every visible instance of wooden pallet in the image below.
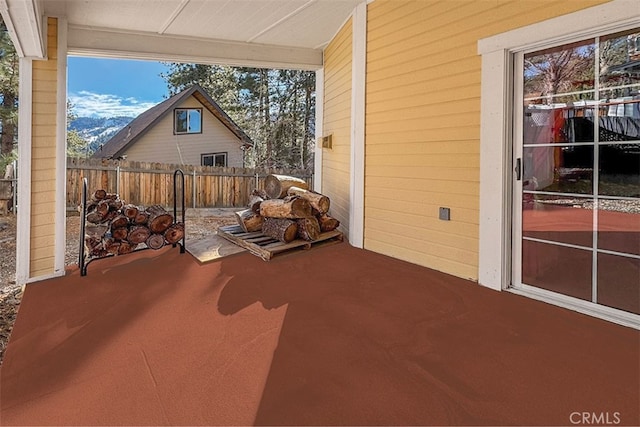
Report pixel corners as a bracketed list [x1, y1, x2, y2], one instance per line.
[217, 224, 343, 261]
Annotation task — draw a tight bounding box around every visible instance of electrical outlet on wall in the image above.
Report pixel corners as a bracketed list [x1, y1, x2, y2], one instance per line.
[439, 207, 450, 221]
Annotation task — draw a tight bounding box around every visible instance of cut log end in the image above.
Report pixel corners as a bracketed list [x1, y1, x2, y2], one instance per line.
[146, 233, 166, 250]
[110, 214, 129, 230]
[123, 204, 139, 220]
[287, 186, 330, 214]
[262, 217, 298, 243]
[96, 200, 110, 217]
[134, 211, 150, 225]
[93, 189, 107, 200]
[317, 213, 340, 232]
[164, 222, 185, 244]
[297, 217, 320, 241]
[86, 211, 106, 224]
[147, 205, 173, 233]
[127, 225, 151, 244]
[111, 227, 129, 241]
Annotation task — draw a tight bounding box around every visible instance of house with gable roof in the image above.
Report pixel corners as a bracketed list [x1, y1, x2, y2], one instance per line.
[93, 84, 253, 167]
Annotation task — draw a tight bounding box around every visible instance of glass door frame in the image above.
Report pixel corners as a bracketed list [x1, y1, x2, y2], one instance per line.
[509, 44, 640, 329]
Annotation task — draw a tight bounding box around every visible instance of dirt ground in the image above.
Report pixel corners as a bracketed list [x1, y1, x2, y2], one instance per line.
[0, 210, 237, 365]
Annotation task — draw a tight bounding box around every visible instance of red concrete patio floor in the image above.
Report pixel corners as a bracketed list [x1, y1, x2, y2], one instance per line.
[1, 243, 638, 426]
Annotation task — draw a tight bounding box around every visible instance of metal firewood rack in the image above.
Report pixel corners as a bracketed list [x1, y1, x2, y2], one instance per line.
[78, 169, 186, 276]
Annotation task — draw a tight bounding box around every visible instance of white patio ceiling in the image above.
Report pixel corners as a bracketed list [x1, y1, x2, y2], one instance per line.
[2, 0, 366, 69]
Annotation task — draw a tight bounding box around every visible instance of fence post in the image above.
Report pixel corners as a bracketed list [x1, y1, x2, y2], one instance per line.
[192, 169, 197, 209]
[12, 159, 17, 213]
[116, 165, 120, 195]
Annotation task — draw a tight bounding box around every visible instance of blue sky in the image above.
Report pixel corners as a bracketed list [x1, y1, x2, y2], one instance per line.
[68, 57, 171, 118]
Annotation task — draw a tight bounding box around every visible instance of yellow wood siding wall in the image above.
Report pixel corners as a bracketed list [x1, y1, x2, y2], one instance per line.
[322, 18, 352, 237]
[124, 97, 245, 167]
[30, 17, 58, 276]
[364, 0, 608, 280]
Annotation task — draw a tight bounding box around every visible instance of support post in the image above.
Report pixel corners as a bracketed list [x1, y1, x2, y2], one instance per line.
[192, 170, 197, 208]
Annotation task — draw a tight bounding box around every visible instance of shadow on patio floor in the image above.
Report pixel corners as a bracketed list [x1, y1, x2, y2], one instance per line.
[1, 243, 638, 425]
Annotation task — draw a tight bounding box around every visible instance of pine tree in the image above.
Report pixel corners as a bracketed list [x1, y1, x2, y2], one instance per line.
[161, 64, 315, 169]
[66, 102, 90, 157]
[0, 16, 19, 157]
[524, 44, 595, 101]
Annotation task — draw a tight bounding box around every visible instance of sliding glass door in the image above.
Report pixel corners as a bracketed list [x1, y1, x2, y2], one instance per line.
[513, 29, 640, 317]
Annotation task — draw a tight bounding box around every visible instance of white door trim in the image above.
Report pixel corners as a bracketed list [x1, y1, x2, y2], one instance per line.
[349, 1, 366, 248]
[477, 48, 512, 291]
[477, 0, 640, 293]
[511, 285, 639, 330]
[314, 68, 324, 193]
[16, 57, 33, 285]
[54, 17, 68, 275]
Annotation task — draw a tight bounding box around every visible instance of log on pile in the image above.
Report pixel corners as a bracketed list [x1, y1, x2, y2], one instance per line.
[260, 196, 311, 219]
[296, 217, 320, 241]
[235, 209, 264, 232]
[164, 222, 185, 244]
[128, 225, 151, 244]
[110, 214, 129, 230]
[264, 174, 309, 199]
[248, 189, 268, 213]
[147, 205, 174, 233]
[229, 173, 341, 245]
[146, 233, 166, 250]
[287, 186, 330, 214]
[262, 217, 298, 243]
[111, 227, 129, 242]
[134, 211, 150, 225]
[123, 204, 139, 220]
[80, 190, 184, 257]
[317, 213, 340, 232]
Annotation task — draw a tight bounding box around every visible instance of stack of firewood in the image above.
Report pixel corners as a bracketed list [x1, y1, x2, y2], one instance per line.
[234, 174, 340, 243]
[83, 189, 184, 258]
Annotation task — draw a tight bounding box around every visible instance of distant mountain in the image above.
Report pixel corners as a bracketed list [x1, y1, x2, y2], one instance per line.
[68, 116, 135, 154]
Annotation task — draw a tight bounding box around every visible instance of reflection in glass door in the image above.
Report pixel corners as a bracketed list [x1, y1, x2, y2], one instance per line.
[514, 29, 640, 317]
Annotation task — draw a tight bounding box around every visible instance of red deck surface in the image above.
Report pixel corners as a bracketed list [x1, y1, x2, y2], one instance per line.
[1, 244, 638, 426]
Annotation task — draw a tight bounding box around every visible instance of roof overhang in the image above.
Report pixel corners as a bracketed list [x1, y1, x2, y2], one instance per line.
[66, 25, 323, 70]
[1, 0, 365, 69]
[0, 0, 45, 58]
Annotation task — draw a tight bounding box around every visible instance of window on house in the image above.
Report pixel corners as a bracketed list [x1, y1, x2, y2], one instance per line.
[202, 152, 227, 167]
[174, 108, 202, 134]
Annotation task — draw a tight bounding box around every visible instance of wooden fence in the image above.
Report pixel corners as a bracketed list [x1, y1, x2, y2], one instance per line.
[67, 157, 313, 209]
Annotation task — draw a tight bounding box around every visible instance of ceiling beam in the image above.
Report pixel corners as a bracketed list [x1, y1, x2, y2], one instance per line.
[67, 25, 323, 70]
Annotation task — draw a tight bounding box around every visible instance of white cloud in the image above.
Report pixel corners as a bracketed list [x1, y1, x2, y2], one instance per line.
[68, 91, 157, 118]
